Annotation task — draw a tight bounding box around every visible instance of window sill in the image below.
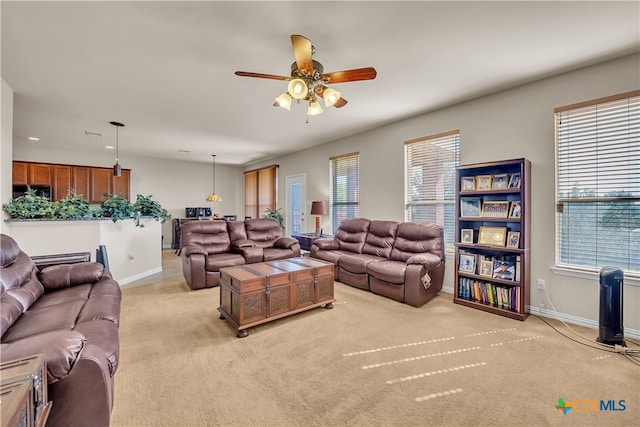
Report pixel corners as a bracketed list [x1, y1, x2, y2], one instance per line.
[551, 266, 639, 287]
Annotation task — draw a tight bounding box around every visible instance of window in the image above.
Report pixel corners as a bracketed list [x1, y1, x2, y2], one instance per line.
[555, 91, 640, 277]
[244, 164, 278, 219]
[330, 152, 359, 233]
[405, 130, 460, 252]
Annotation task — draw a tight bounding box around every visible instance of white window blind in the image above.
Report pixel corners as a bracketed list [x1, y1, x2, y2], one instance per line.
[555, 91, 640, 276]
[330, 152, 359, 233]
[405, 130, 460, 252]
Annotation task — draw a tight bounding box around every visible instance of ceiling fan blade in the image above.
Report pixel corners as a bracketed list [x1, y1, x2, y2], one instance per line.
[291, 35, 313, 76]
[315, 85, 348, 108]
[235, 71, 289, 81]
[322, 67, 377, 84]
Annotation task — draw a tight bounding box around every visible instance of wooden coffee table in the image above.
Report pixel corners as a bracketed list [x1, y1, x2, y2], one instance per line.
[218, 257, 334, 337]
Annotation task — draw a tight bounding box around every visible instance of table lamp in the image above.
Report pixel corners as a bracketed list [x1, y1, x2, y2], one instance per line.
[310, 201, 327, 236]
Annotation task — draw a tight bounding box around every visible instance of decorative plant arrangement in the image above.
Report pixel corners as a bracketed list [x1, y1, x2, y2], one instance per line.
[2, 188, 171, 228]
[263, 207, 284, 227]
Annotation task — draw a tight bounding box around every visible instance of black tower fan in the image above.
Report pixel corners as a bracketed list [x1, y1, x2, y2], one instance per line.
[597, 267, 625, 346]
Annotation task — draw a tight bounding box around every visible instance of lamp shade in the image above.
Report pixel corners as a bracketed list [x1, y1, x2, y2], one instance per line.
[288, 78, 308, 100]
[307, 100, 323, 116]
[275, 92, 292, 110]
[310, 201, 327, 216]
[322, 87, 341, 107]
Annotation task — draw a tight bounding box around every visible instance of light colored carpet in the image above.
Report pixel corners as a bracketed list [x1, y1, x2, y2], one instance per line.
[111, 251, 640, 427]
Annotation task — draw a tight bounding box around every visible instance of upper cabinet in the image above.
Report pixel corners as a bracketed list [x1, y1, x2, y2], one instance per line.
[12, 161, 130, 203]
[13, 162, 51, 186]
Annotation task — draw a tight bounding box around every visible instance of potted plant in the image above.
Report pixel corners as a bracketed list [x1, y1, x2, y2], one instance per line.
[263, 207, 284, 227]
[131, 194, 171, 227]
[2, 187, 56, 219]
[53, 191, 94, 219]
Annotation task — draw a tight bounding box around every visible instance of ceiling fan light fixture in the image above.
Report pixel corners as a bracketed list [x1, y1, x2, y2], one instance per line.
[307, 100, 323, 116]
[288, 78, 308, 100]
[322, 87, 341, 107]
[275, 92, 292, 111]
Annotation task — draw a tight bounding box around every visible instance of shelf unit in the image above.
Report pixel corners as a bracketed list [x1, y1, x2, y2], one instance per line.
[453, 158, 530, 321]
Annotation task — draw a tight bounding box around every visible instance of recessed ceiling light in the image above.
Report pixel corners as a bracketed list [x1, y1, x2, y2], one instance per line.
[105, 145, 115, 150]
[85, 131, 103, 137]
[28, 137, 40, 141]
[178, 149, 191, 153]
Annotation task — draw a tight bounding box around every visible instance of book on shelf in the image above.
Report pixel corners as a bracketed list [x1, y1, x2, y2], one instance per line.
[457, 277, 520, 313]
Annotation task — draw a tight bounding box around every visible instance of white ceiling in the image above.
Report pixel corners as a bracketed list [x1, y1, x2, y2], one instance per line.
[2, 1, 639, 166]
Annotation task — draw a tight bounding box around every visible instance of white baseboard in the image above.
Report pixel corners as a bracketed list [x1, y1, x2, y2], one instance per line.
[118, 267, 163, 286]
[440, 285, 640, 340]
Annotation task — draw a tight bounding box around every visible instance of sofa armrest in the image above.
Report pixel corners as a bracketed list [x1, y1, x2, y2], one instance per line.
[182, 244, 208, 256]
[274, 237, 298, 249]
[238, 246, 263, 264]
[314, 238, 340, 250]
[39, 262, 107, 291]
[406, 252, 442, 270]
[231, 239, 255, 250]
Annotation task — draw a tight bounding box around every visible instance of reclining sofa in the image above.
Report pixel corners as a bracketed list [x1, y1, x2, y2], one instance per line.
[310, 218, 445, 307]
[181, 218, 301, 289]
[0, 234, 121, 427]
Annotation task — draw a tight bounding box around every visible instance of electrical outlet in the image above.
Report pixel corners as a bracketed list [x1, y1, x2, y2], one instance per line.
[537, 279, 546, 290]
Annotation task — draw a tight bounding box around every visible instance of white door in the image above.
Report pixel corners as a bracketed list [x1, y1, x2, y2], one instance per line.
[285, 174, 306, 236]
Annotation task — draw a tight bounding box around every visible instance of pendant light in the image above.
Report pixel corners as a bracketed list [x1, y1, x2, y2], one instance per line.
[206, 154, 222, 202]
[109, 121, 125, 177]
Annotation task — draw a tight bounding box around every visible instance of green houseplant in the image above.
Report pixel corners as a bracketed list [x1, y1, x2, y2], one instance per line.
[263, 207, 284, 227]
[53, 191, 94, 219]
[96, 194, 133, 223]
[131, 194, 171, 227]
[2, 187, 56, 219]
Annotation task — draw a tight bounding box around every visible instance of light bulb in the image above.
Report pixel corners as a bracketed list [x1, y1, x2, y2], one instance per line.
[323, 87, 341, 107]
[288, 78, 308, 100]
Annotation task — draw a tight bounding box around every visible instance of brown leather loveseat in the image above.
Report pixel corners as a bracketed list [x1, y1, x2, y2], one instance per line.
[180, 218, 301, 289]
[310, 218, 445, 307]
[0, 234, 121, 427]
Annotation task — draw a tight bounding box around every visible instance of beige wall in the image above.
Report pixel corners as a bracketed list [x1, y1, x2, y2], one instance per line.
[247, 53, 640, 334]
[1, 79, 14, 235]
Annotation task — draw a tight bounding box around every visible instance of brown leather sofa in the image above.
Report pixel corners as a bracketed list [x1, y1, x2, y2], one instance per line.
[310, 218, 445, 307]
[0, 234, 121, 427]
[181, 218, 301, 289]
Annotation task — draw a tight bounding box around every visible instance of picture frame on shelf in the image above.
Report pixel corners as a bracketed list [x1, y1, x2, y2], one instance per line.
[493, 259, 515, 281]
[461, 176, 476, 192]
[461, 228, 474, 243]
[508, 173, 521, 189]
[460, 198, 481, 217]
[506, 231, 520, 249]
[476, 175, 492, 191]
[458, 253, 476, 273]
[479, 260, 494, 277]
[492, 174, 508, 190]
[509, 201, 522, 218]
[481, 201, 509, 218]
[478, 226, 507, 247]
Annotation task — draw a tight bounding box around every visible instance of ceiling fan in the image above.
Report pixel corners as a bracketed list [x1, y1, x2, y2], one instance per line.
[235, 35, 377, 116]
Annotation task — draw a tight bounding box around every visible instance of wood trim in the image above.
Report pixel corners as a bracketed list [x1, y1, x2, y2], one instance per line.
[554, 89, 640, 113]
[404, 129, 460, 145]
[329, 152, 359, 161]
[12, 160, 131, 171]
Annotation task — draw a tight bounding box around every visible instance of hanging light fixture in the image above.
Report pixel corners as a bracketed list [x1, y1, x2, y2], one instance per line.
[109, 121, 125, 177]
[206, 154, 222, 202]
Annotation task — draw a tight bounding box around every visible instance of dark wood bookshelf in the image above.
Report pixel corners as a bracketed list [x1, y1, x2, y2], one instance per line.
[453, 158, 530, 321]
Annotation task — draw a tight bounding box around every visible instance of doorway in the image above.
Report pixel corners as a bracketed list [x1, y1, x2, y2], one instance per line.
[285, 174, 306, 237]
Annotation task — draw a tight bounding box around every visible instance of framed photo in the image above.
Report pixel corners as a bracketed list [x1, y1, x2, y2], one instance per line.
[493, 259, 515, 281]
[461, 176, 476, 192]
[508, 173, 521, 189]
[479, 260, 494, 277]
[460, 198, 481, 217]
[506, 231, 520, 249]
[478, 226, 507, 247]
[509, 201, 522, 218]
[492, 174, 508, 190]
[461, 228, 474, 243]
[458, 253, 476, 273]
[481, 201, 509, 218]
[476, 175, 492, 191]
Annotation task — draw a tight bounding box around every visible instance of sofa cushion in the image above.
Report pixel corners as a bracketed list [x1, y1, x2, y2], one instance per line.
[334, 218, 371, 254]
[181, 220, 232, 254]
[39, 262, 105, 290]
[1, 292, 24, 338]
[311, 249, 353, 266]
[362, 220, 398, 258]
[0, 330, 86, 383]
[1, 299, 86, 342]
[338, 253, 386, 274]
[204, 253, 246, 272]
[244, 218, 282, 248]
[367, 260, 407, 285]
[263, 247, 295, 262]
[73, 320, 120, 376]
[390, 222, 445, 262]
